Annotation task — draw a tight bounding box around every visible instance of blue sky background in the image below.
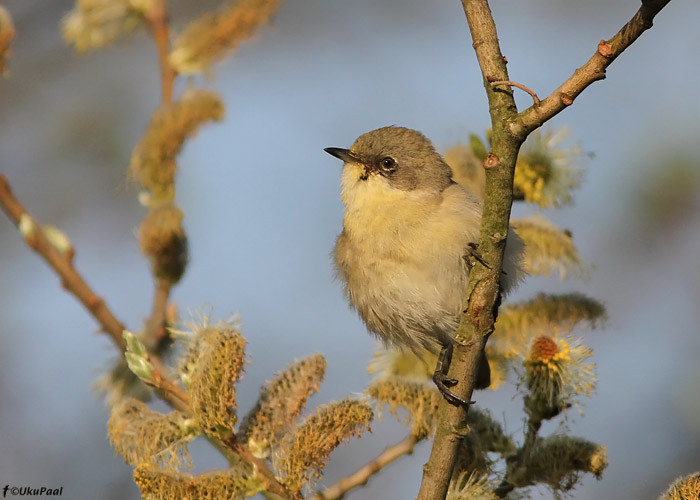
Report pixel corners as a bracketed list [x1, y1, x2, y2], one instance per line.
[1, 0, 699, 498]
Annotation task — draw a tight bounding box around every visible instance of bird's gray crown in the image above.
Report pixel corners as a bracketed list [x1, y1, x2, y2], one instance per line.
[348, 126, 454, 192]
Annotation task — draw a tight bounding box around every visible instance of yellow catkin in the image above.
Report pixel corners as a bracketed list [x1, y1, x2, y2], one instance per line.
[187, 324, 247, 435]
[238, 354, 327, 458]
[511, 216, 584, 278]
[272, 399, 373, 494]
[523, 333, 596, 420]
[108, 398, 195, 468]
[62, 0, 145, 52]
[523, 435, 608, 492]
[134, 465, 264, 500]
[170, 0, 282, 74]
[138, 204, 188, 283]
[659, 472, 700, 500]
[493, 293, 606, 358]
[129, 89, 224, 197]
[368, 378, 439, 439]
[513, 128, 582, 208]
[448, 473, 498, 500]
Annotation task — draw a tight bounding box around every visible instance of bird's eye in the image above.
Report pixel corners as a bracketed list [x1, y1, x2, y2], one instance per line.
[380, 157, 396, 171]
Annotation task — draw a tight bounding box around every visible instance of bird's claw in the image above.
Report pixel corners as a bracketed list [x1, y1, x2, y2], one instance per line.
[464, 242, 492, 271]
[432, 371, 475, 408]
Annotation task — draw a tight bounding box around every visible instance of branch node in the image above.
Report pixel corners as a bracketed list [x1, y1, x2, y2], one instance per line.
[484, 153, 500, 168]
[597, 40, 613, 57]
[560, 93, 574, 106]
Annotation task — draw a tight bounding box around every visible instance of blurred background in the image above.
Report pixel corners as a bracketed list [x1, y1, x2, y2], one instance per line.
[1, 0, 699, 498]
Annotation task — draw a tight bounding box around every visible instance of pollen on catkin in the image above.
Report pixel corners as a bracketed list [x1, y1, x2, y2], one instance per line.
[133, 464, 265, 500]
[524, 435, 607, 492]
[138, 204, 188, 284]
[514, 127, 583, 208]
[511, 216, 585, 279]
[521, 333, 597, 420]
[447, 472, 498, 500]
[238, 354, 327, 459]
[170, 0, 282, 74]
[185, 322, 247, 435]
[129, 89, 224, 200]
[272, 399, 373, 494]
[659, 472, 700, 500]
[493, 293, 606, 359]
[108, 398, 196, 469]
[368, 377, 439, 439]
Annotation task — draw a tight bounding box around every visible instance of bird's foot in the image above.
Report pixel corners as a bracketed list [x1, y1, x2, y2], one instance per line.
[433, 343, 474, 408]
[464, 242, 492, 271]
[432, 371, 474, 407]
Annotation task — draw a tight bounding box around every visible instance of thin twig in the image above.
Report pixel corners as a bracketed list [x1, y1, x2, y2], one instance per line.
[145, 278, 171, 350]
[0, 174, 190, 409]
[312, 434, 421, 500]
[0, 174, 294, 499]
[490, 80, 540, 105]
[145, 0, 176, 104]
[0, 174, 127, 350]
[512, 0, 673, 138]
[223, 434, 301, 500]
[143, 0, 176, 347]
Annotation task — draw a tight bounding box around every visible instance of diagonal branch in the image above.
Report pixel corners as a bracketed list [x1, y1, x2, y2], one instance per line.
[0, 174, 128, 350]
[312, 434, 421, 500]
[511, 0, 673, 138]
[0, 174, 189, 409]
[0, 174, 295, 499]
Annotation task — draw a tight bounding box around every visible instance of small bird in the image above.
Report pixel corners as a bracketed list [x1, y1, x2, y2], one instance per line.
[325, 126, 524, 406]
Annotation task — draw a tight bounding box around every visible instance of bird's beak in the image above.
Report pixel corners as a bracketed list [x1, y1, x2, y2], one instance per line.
[324, 147, 361, 164]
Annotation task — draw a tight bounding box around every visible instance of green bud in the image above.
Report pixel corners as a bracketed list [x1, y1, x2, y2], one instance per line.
[123, 330, 149, 357]
[125, 352, 155, 384]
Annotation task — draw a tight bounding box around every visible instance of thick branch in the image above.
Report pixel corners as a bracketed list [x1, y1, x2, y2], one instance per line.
[418, 1, 673, 499]
[512, 0, 673, 138]
[416, 1, 521, 499]
[312, 434, 420, 500]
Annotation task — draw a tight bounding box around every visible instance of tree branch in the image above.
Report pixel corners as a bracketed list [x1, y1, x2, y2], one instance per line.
[0, 173, 295, 499]
[145, 0, 176, 105]
[0, 174, 190, 409]
[417, 1, 521, 498]
[418, 1, 673, 499]
[0, 174, 127, 350]
[143, 0, 177, 348]
[511, 0, 673, 138]
[312, 434, 421, 500]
